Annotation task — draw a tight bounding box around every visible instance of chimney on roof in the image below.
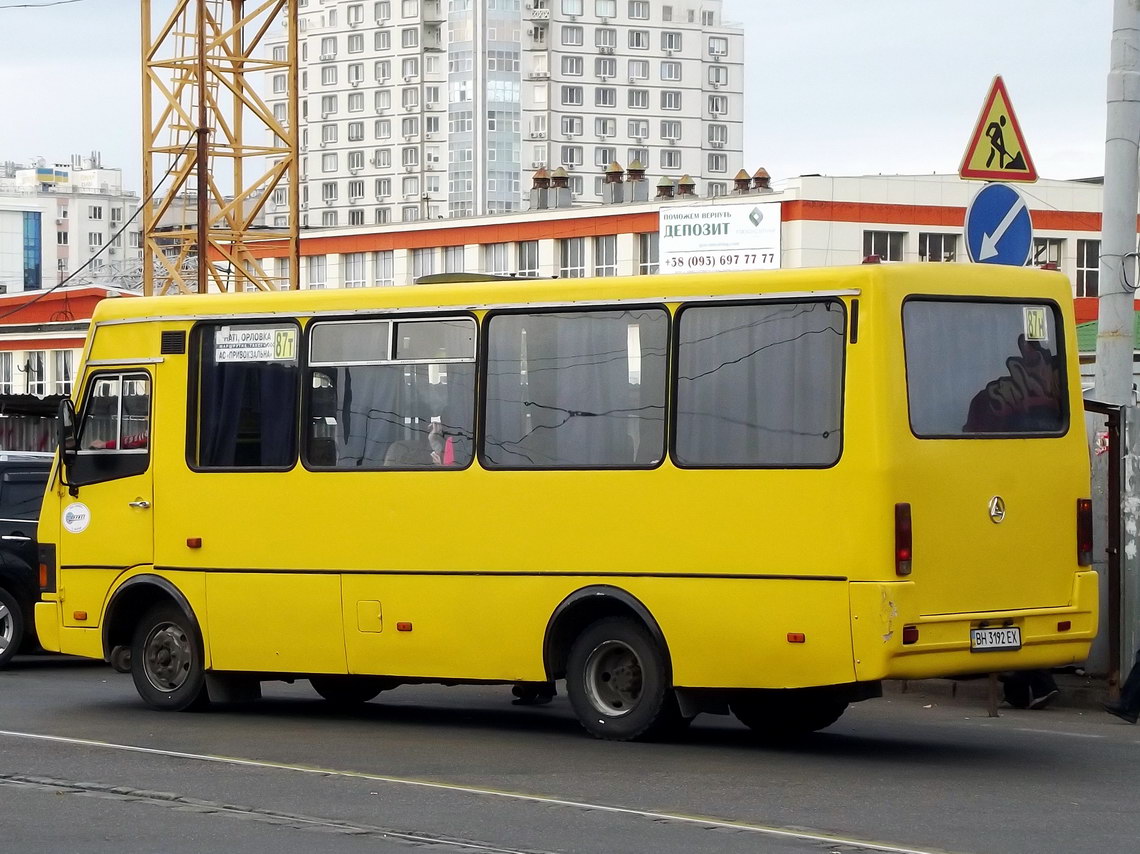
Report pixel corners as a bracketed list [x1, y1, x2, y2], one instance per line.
[548, 167, 573, 208]
[602, 162, 625, 204]
[677, 175, 697, 197]
[656, 176, 675, 200]
[733, 169, 751, 194]
[529, 166, 555, 210]
[752, 167, 772, 191]
[626, 160, 650, 202]
[532, 167, 550, 190]
[627, 159, 646, 182]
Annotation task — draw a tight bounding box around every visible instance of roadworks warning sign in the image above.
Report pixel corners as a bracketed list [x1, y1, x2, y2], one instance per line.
[959, 76, 1037, 183]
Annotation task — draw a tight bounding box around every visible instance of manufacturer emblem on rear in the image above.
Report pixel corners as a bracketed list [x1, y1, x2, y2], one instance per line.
[988, 496, 1006, 524]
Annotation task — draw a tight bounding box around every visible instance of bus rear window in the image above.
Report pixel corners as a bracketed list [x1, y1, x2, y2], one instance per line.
[903, 300, 1067, 437]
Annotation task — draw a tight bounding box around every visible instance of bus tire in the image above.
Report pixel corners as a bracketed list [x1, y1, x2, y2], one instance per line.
[130, 602, 208, 712]
[0, 587, 25, 668]
[730, 694, 847, 736]
[309, 675, 390, 706]
[566, 616, 683, 741]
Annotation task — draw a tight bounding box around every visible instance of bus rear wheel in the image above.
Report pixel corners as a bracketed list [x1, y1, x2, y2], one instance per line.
[565, 616, 684, 741]
[310, 675, 390, 706]
[130, 603, 208, 711]
[730, 693, 847, 737]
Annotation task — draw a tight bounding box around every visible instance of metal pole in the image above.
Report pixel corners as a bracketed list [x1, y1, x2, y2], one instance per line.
[1094, 0, 1140, 404]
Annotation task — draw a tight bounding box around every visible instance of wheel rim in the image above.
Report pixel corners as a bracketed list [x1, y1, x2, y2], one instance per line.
[142, 621, 193, 693]
[583, 639, 644, 717]
[0, 601, 12, 656]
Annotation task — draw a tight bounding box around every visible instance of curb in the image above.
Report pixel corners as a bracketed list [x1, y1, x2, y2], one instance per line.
[884, 674, 1110, 711]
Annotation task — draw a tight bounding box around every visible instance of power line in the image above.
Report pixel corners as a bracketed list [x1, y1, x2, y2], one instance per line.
[0, 0, 90, 9]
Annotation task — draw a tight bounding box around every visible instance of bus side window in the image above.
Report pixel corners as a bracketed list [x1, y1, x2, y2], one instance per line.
[71, 372, 151, 485]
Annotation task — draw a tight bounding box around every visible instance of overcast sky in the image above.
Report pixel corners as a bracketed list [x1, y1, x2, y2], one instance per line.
[0, 0, 1115, 191]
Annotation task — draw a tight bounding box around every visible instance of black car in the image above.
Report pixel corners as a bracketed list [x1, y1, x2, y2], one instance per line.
[0, 453, 53, 668]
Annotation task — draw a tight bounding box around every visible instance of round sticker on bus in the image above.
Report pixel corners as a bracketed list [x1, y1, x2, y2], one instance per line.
[63, 502, 91, 534]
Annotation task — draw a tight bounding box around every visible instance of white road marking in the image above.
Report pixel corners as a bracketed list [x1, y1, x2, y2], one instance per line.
[0, 728, 954, 854]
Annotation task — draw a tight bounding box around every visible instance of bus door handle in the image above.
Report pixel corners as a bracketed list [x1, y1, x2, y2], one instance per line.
[1, 534, 32, 542]
[128, 499, 151, 510]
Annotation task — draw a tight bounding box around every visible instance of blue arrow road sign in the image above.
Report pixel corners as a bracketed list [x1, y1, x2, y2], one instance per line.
[964, 182, 1033, 265]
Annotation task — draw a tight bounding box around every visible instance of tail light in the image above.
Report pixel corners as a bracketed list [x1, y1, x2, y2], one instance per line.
[1077, 498, 1093, 566]
[895, 502, 912, 576]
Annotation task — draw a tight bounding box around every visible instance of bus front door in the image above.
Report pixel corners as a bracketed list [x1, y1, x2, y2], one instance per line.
[57, 370, 154, 629]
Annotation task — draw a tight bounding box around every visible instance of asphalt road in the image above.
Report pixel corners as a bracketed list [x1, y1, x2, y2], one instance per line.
[0, 655, 1136, 854]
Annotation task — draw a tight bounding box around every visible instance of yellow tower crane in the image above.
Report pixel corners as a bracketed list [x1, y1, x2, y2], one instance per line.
[142, 0, 299, 294]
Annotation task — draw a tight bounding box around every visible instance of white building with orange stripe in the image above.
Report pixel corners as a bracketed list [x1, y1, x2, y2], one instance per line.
[249, 170, 1108, 296]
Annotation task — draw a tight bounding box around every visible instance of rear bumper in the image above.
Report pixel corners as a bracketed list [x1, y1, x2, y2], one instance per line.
[34, 600, 103, 659]
[850, 571, 1098, 681]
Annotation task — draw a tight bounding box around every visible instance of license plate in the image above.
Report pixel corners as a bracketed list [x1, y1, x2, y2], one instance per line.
[970, 626, 1021, 652]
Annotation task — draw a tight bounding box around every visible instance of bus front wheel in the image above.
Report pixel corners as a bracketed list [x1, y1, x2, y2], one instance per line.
[565, 616, 684, 741]
[130, 603, 208, 711]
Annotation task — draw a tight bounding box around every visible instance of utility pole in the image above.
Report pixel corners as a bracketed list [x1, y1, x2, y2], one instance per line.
[1094, 0, 1140, 694]
[1095, 0, 1140, 403]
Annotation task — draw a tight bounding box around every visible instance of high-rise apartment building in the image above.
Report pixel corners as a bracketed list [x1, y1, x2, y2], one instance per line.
[264, 0, 743, 226]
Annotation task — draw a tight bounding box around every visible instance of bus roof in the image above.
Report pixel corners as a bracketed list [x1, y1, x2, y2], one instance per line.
[89, 264, 1072, 324]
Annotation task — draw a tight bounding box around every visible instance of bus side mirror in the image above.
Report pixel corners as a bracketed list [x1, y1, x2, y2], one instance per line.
[58, 398, 78, 467]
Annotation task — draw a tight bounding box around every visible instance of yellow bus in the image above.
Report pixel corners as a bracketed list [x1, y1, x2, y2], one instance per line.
[35, 263, 1096, 740]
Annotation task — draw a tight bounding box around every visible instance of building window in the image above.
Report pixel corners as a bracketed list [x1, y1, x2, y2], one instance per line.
[349, 209, 365, 226]
[562, 25, 583, 46]
[595, 145, 616, 167]
[660, 149, 681, 170]
[638, 232, 659, 275]
[1029, 237, 1063, 268]
[595, 57, 616, 78]
[660, 61, 681, 81]
[627, 118, 648, 139]
[322, 65, 337, 86]
[864, 230, 904, 261]
[708, 36, 728, 57]
[661, 31, 682, 52]
[708, 95, 728, 115]
[628, 59, 649, 80]
[595, 27, 617, 48]
[562, 0, 583, 13]
[89, 232, 103, 247]
[595, 87, 616, 108]
[518, 240, 539, 276]
[595, 117, 616, 138]
[1077, 239, 1100, 297]
[708, 123, 728, 146]
[708, 182, 728, 197]
[0, 353, 11, 395]
[661, 90, 682, 111]
[561, 115, 583, 135]
[595, 0, 616, 16]
[25, 351, 46, 397]
[443, 245, 465, 273]
[320, 36, 336, 59]
[628, 0, 649, 18]
[348, 150, 365, 170]
[344, 253, 366, 288]
[561, 85, 583, 106]
[54, 350, 73, 396]
[322, 182, 338, 203]
[560, 237, 585, 278]
[918, 233, 958, 262]
[594, 235, 617, 277]
[660, 120, 681, 140]
[629, 29, 649, 49]
[411, 247, 435, 281]
[708, 153, 727, 173]
[373, 250, 394, 286]
[89, 205, 103, 220]
[562, 55, 583, 76]
[401, 27, 419, 48]
[628, 89, 648, 109]
[321, 94, 337, 116]
[348, 179, 365, 201]
[561, 146, 583, 167]
[485, 242, 510, 275]
[307, 255, 328, 289]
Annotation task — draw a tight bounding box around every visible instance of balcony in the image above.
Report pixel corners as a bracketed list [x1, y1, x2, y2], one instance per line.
[422, 0, 445, 23]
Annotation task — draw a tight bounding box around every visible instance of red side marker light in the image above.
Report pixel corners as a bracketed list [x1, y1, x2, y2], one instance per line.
[1076, 498, 1093, 566]
[895, 502, 913, 576]
[186, 537, 203, 549]
[38, 563, 48, 589]
[1057, 620, 1072, 633]
[396, 622, 413, 632]
[73, 611, 88, 621]
[902, 625, 919, 645]
[786, 632, 806, 644]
